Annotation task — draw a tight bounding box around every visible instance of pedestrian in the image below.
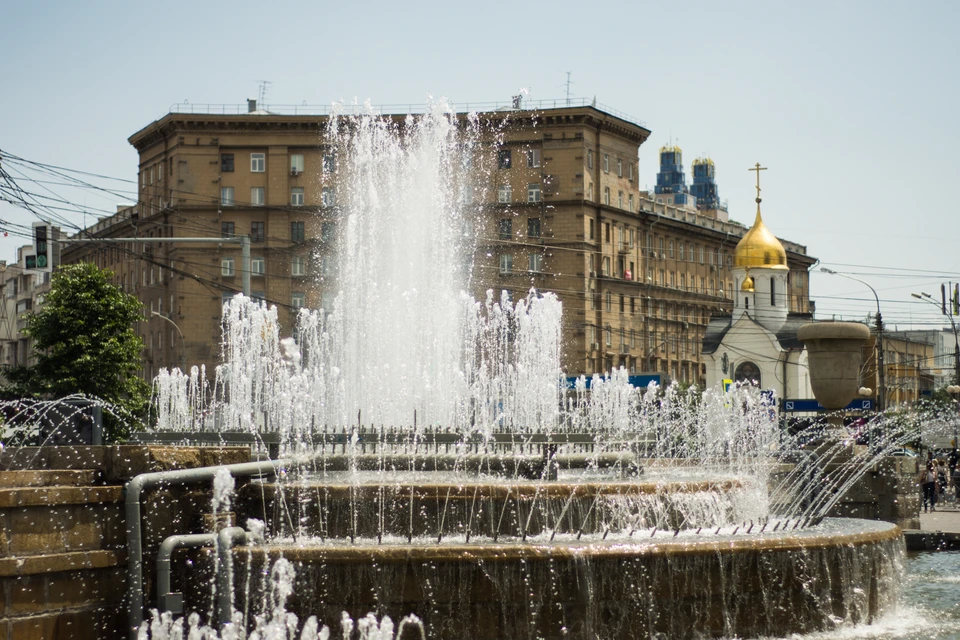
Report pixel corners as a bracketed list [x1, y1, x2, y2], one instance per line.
[938, 460, 948, 502]
[919, 462, 938, 513]
[953, 464, 960, 504]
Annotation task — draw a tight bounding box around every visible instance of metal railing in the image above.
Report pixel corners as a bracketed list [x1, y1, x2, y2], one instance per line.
[165, 98, 647, 129]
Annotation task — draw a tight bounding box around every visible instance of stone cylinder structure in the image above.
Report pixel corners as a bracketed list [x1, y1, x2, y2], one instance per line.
[797, 322, 871, 411]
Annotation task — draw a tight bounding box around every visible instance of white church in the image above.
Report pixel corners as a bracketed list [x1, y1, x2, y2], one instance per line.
[702, 181, 815, 401]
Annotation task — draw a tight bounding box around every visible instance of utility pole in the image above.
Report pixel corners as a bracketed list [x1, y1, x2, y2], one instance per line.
[912, 290, 960, 386]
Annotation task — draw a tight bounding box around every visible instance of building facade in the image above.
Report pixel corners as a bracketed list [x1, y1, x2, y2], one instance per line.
[0, 247, 51, 376]
[59, 100, 816, 386]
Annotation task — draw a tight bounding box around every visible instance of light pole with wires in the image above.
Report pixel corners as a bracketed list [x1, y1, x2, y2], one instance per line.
[911, 291, 960, 389]
[821, 268, 885, 412]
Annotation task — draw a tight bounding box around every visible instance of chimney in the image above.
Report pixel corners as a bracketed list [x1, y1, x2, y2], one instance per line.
[247, 99, 257, 113]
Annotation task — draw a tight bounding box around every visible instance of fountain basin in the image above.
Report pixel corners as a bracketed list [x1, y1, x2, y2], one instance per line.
[208, 519, 902, 640]
[238, 477, 756, 540]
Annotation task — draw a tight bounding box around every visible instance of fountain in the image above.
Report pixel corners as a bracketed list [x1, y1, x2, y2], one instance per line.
[140, 103, 906, 639]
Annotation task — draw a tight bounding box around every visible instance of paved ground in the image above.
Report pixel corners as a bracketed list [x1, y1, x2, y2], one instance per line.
[919, 498, 960, 534]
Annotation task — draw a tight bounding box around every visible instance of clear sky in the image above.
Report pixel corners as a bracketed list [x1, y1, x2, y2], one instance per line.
[2, 0, 958, 334]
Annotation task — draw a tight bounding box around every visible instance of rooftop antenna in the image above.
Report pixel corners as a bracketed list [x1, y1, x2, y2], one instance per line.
[565, 71, 572, 105]
[257, 80, 272, 107]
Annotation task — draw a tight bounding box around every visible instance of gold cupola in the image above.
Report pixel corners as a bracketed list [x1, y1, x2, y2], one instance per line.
[734, 163, 788, 270]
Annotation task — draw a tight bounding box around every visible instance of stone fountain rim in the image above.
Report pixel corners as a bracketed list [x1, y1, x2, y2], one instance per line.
[246, 479, 748, 498]
[230, 519, 901, 563]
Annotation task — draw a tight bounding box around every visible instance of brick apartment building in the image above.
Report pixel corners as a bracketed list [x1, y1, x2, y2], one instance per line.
[61, 99, 815, 385]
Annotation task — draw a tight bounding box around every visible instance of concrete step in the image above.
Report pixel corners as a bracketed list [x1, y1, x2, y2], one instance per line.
[0, 486, 124, 559]
[0, 470, 97, 488]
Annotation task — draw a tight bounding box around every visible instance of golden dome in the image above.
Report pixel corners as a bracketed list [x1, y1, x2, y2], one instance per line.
[734, 206, 788, 270]
[741, 274, 755, 292]
[692, 156, 714, 167]
[659, 144, 682, 154]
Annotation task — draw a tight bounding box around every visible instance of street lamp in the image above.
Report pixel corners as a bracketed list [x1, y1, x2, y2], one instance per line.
[152, 311, 186, 373]
[910, 292, 960, 389]
[821, 268, 885, 411]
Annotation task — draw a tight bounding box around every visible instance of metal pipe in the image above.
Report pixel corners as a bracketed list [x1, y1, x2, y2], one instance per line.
[157, 533, 217, 611]
[125, 457, 288, 639]
[216, 526, 249, 628]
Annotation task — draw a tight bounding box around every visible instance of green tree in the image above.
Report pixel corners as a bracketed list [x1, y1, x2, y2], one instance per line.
[3, 263, 150, 441]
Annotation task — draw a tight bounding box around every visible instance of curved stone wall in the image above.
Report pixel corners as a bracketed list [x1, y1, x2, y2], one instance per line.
[218, 519, 902, 640]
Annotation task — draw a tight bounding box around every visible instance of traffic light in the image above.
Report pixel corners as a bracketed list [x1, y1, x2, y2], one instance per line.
[25, 222, 54, 272]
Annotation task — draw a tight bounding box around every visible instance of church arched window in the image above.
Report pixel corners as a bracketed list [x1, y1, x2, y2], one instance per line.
[735, 361, 761, 386]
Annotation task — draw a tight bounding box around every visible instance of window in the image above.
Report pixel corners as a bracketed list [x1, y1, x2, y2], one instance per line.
[251, 257, 265, 275]
[498, 184, 512, 203]
[527, 183, 541, 203]
[699, 246, 705, 264]
[588, 219, 595, 240]
[604, 187, 610, 205]
[221, 154, 235, 172]
[526, 149, 541, 168]
[221, 258, 235, 277]
[586, 182, 593, 201]
[605, 326, 612, 347]
[527, 217, 541, 238]
[291, 187, 304, 206]
[601, 257, 610, 276]
[291, 221, 305, 242]
[499, 219, 512, 240]
[771, 277, 777, 307]
[688, 244, 695, 262]
[603, 154, 609, 173]
[628, 194, 634, 212]
[251, 221, 265, 242]
[498, 149, 512, 169]
[629, 163, 634, 181]
[618, 191, 623, 208]
[290, 154, 305, 174]
[499, 254, 513, 273]
[321, 222, 334, 243]
[222, 222, 235, 238]
[292, 292, 305, 309]
[617, 159, 622, 177]
[587, 149, 593, 169]
[528, 254, 542, 272]
[669, 240, 675, 258]
[322, 153, 336, 173]
[321, 187, 335, 207]
[291, 256, 306, 277]
[678, 242, 684, 261]
[220, 187, 234, 207]
[158, 163, 163, 182]
[605, 223, 611, 242]
[619, 295, 625, 313]
[251, 187, 265, 206]
[251, 153, 265, 172]
[605, 292, 612, 311]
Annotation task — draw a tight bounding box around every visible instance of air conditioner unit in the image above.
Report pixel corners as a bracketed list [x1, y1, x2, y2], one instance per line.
[291, 168, 301, 176]
[589, 271, 596, 278]
[590, 343, 600, 351]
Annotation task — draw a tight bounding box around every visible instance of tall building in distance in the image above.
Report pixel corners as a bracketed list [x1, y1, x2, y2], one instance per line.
[60, 99, 816, 387]
[653, 145, 689, 206]
[690, 157, 723, 213]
